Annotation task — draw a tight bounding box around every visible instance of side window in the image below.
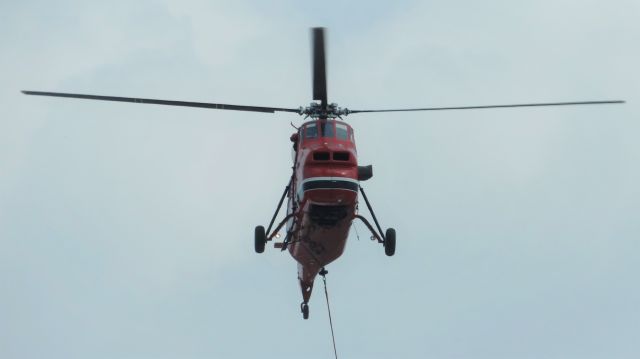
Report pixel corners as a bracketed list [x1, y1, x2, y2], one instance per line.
[320, 121, 334, 138]
[305, 123, 318, 139]
[349, 128, 355, 143]
[336, 123, 349, 140]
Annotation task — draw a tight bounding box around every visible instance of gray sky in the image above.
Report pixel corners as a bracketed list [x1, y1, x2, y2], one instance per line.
[1, 0, 639, 358]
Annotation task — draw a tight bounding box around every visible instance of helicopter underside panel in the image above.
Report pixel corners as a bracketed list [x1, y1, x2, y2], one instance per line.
[289, 192, 356, 285]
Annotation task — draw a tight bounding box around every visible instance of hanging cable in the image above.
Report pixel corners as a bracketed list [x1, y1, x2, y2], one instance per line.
[319, 268, 338, 359]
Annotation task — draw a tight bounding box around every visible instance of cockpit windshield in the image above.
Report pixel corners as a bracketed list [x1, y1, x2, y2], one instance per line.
[336, 123, 348, 140]
[320, 121, 334, 138]
[302, 121, 354, 142]
[305, 123, 318, 139]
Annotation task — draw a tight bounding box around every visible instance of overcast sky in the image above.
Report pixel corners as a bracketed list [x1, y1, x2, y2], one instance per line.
[1, 1, 639, 358]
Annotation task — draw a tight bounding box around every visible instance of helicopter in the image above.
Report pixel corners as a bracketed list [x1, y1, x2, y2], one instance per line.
[23, 28, 623, 320]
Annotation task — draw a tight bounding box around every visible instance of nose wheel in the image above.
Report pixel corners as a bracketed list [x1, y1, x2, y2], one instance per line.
[301, 302, 309, 319]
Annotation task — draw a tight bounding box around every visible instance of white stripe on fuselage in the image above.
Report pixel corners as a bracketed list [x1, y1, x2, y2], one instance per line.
[297, 176, 359, 199]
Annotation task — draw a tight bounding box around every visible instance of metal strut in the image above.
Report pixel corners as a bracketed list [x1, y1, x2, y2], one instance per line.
[354, 215, 383, 243]
[268, 214, 295, 242]
[276, 215, 296, 251]
[358, 185, 386, 242]
[265, 175, 293, 237]
[319, 268, 338, 359]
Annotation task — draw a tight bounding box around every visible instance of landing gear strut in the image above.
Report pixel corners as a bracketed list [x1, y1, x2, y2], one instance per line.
[254, 175, 294, 253]
[357, 185, 397, 256]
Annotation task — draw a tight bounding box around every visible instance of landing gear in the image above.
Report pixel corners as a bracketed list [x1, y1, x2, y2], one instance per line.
[254, 175, 294, 253]
[301, 302, 309, 319]
[254, 226, 266, 253]
[384, 228, 396, 256]
[357, 185, 397, 256]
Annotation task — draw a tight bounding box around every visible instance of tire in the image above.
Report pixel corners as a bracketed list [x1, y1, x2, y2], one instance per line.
[255, 225, 266, 253]
[384, 228, 396, 256]
[302, 303, 309, 320]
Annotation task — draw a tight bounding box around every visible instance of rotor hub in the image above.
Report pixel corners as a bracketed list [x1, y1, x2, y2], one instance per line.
[300, 102, 351, 119]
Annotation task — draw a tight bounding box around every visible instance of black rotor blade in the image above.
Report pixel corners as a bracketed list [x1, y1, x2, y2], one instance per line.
[348, 100, 625, 114]
[311, 27, 328, 107]
[21, 91, 301, 114]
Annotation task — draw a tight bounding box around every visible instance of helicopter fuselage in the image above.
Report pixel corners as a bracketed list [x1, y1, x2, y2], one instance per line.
[286, 119, 359, 303]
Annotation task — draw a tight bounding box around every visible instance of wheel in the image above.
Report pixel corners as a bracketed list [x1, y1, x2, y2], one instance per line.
[384, 228, 396, 256]
[255, 226, 266, 253]
[301, 303, 309, 320]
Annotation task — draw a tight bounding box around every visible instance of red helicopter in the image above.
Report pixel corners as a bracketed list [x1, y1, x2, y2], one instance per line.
[23, 28, 623, 320]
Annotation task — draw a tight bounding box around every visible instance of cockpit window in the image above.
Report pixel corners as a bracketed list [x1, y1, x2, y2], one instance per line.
[320, 121, 334, 138]
[305, 123, 318, 139]
[336, 123, 349, 140]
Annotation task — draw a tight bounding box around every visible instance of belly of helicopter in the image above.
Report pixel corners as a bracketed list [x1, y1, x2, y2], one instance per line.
[288, 187, 357, 283]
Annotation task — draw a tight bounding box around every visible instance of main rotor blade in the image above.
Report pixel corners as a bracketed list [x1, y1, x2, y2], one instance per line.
[311, 27, 328, 107]
[348, 100, 625, 114]
[21, 91, 301, 114]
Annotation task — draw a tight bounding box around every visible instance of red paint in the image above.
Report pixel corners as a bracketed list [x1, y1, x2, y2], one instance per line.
[286, 119, 359, 304]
